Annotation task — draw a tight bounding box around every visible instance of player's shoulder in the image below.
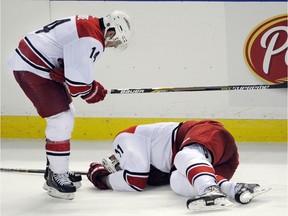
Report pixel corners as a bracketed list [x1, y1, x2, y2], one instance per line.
[75, 15, 104, 44]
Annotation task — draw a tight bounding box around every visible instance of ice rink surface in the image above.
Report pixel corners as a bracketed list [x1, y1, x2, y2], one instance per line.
[0, 139, 287, 216]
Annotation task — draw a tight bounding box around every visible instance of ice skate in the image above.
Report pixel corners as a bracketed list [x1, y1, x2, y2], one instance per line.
[235, 183, 271, 204]
[187, 185, 233, 211]
[43, 167, 82, 190]
[45, 168, 76, 200]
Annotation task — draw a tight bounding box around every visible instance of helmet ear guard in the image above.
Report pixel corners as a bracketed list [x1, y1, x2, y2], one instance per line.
[104, 10, 133, 51]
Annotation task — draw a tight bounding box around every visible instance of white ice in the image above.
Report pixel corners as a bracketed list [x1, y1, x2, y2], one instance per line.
[0, 139, 287, 216]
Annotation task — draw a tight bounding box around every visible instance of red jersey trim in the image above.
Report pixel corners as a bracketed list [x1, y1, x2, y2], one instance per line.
[66, 79, 92, 97]
[75, 15, 105, 48]
[17, 38, 53, 72]
[123, 170, 149, 191]
[119, 126, 137, 135]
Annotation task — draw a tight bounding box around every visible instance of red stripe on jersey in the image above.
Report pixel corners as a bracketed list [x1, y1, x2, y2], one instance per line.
[76, 15, 105, 47]
[45, 140, 70, 152]
[66, 82, 92, 97]
[187, 164, 215, 184]
[125, 173, 148, 191]
[117, 126, 137, 136]
[18, 39, 51, 70]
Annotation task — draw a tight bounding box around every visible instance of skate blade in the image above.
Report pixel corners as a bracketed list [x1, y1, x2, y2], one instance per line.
[72, 181, 82, 189]
[43, 181, 81, 191]
[47, 187, 75, 200]
[187, 197, 233, 211]
[252, 187, 272, 199]
[43, 182, 49, 191]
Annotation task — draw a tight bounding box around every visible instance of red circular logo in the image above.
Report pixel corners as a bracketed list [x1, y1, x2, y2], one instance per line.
[244, 14, 288, 84]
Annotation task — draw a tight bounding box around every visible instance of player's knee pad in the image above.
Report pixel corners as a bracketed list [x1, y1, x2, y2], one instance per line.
[45, 109, 74, 141]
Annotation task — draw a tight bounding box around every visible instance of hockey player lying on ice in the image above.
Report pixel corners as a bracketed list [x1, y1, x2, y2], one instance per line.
[87, 120, 267, 211]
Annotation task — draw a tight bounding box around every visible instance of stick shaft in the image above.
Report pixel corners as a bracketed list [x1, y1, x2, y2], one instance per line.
[2, 83, 287, 173]
[108, 82, 287, 94]
[0, 167, 87, 175]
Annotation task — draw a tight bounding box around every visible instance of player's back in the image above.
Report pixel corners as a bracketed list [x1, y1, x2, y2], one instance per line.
[135, 122, 180, 173]
[26, 16, 79, 60]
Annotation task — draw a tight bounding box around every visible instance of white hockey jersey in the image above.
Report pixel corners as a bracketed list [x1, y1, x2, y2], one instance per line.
[107, 122, 180, 191]
[7, 15, 105, 96]
[105, 119, 240, 193]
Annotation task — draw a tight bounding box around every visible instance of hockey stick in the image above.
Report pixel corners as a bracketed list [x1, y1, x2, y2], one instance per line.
[0, 167, 87, 175]
[108, 82, 287, 94]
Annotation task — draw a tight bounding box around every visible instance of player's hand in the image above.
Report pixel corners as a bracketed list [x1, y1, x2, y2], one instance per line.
[49, 58, 65, 83]
[87, 162, 110, 190]
[81, 80, 107, 104]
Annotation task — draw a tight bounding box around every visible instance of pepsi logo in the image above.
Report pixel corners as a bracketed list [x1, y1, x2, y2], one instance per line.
[244, 14, 287, 84]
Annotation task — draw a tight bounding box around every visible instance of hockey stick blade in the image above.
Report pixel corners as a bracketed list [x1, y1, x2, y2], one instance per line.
[0, 167, 87, 175]
[108, 82, 287, 94]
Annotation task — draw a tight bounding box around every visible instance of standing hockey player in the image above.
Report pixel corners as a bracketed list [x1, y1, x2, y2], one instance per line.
[87, 120, 265, 211]
[7, 10, 133, 200]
